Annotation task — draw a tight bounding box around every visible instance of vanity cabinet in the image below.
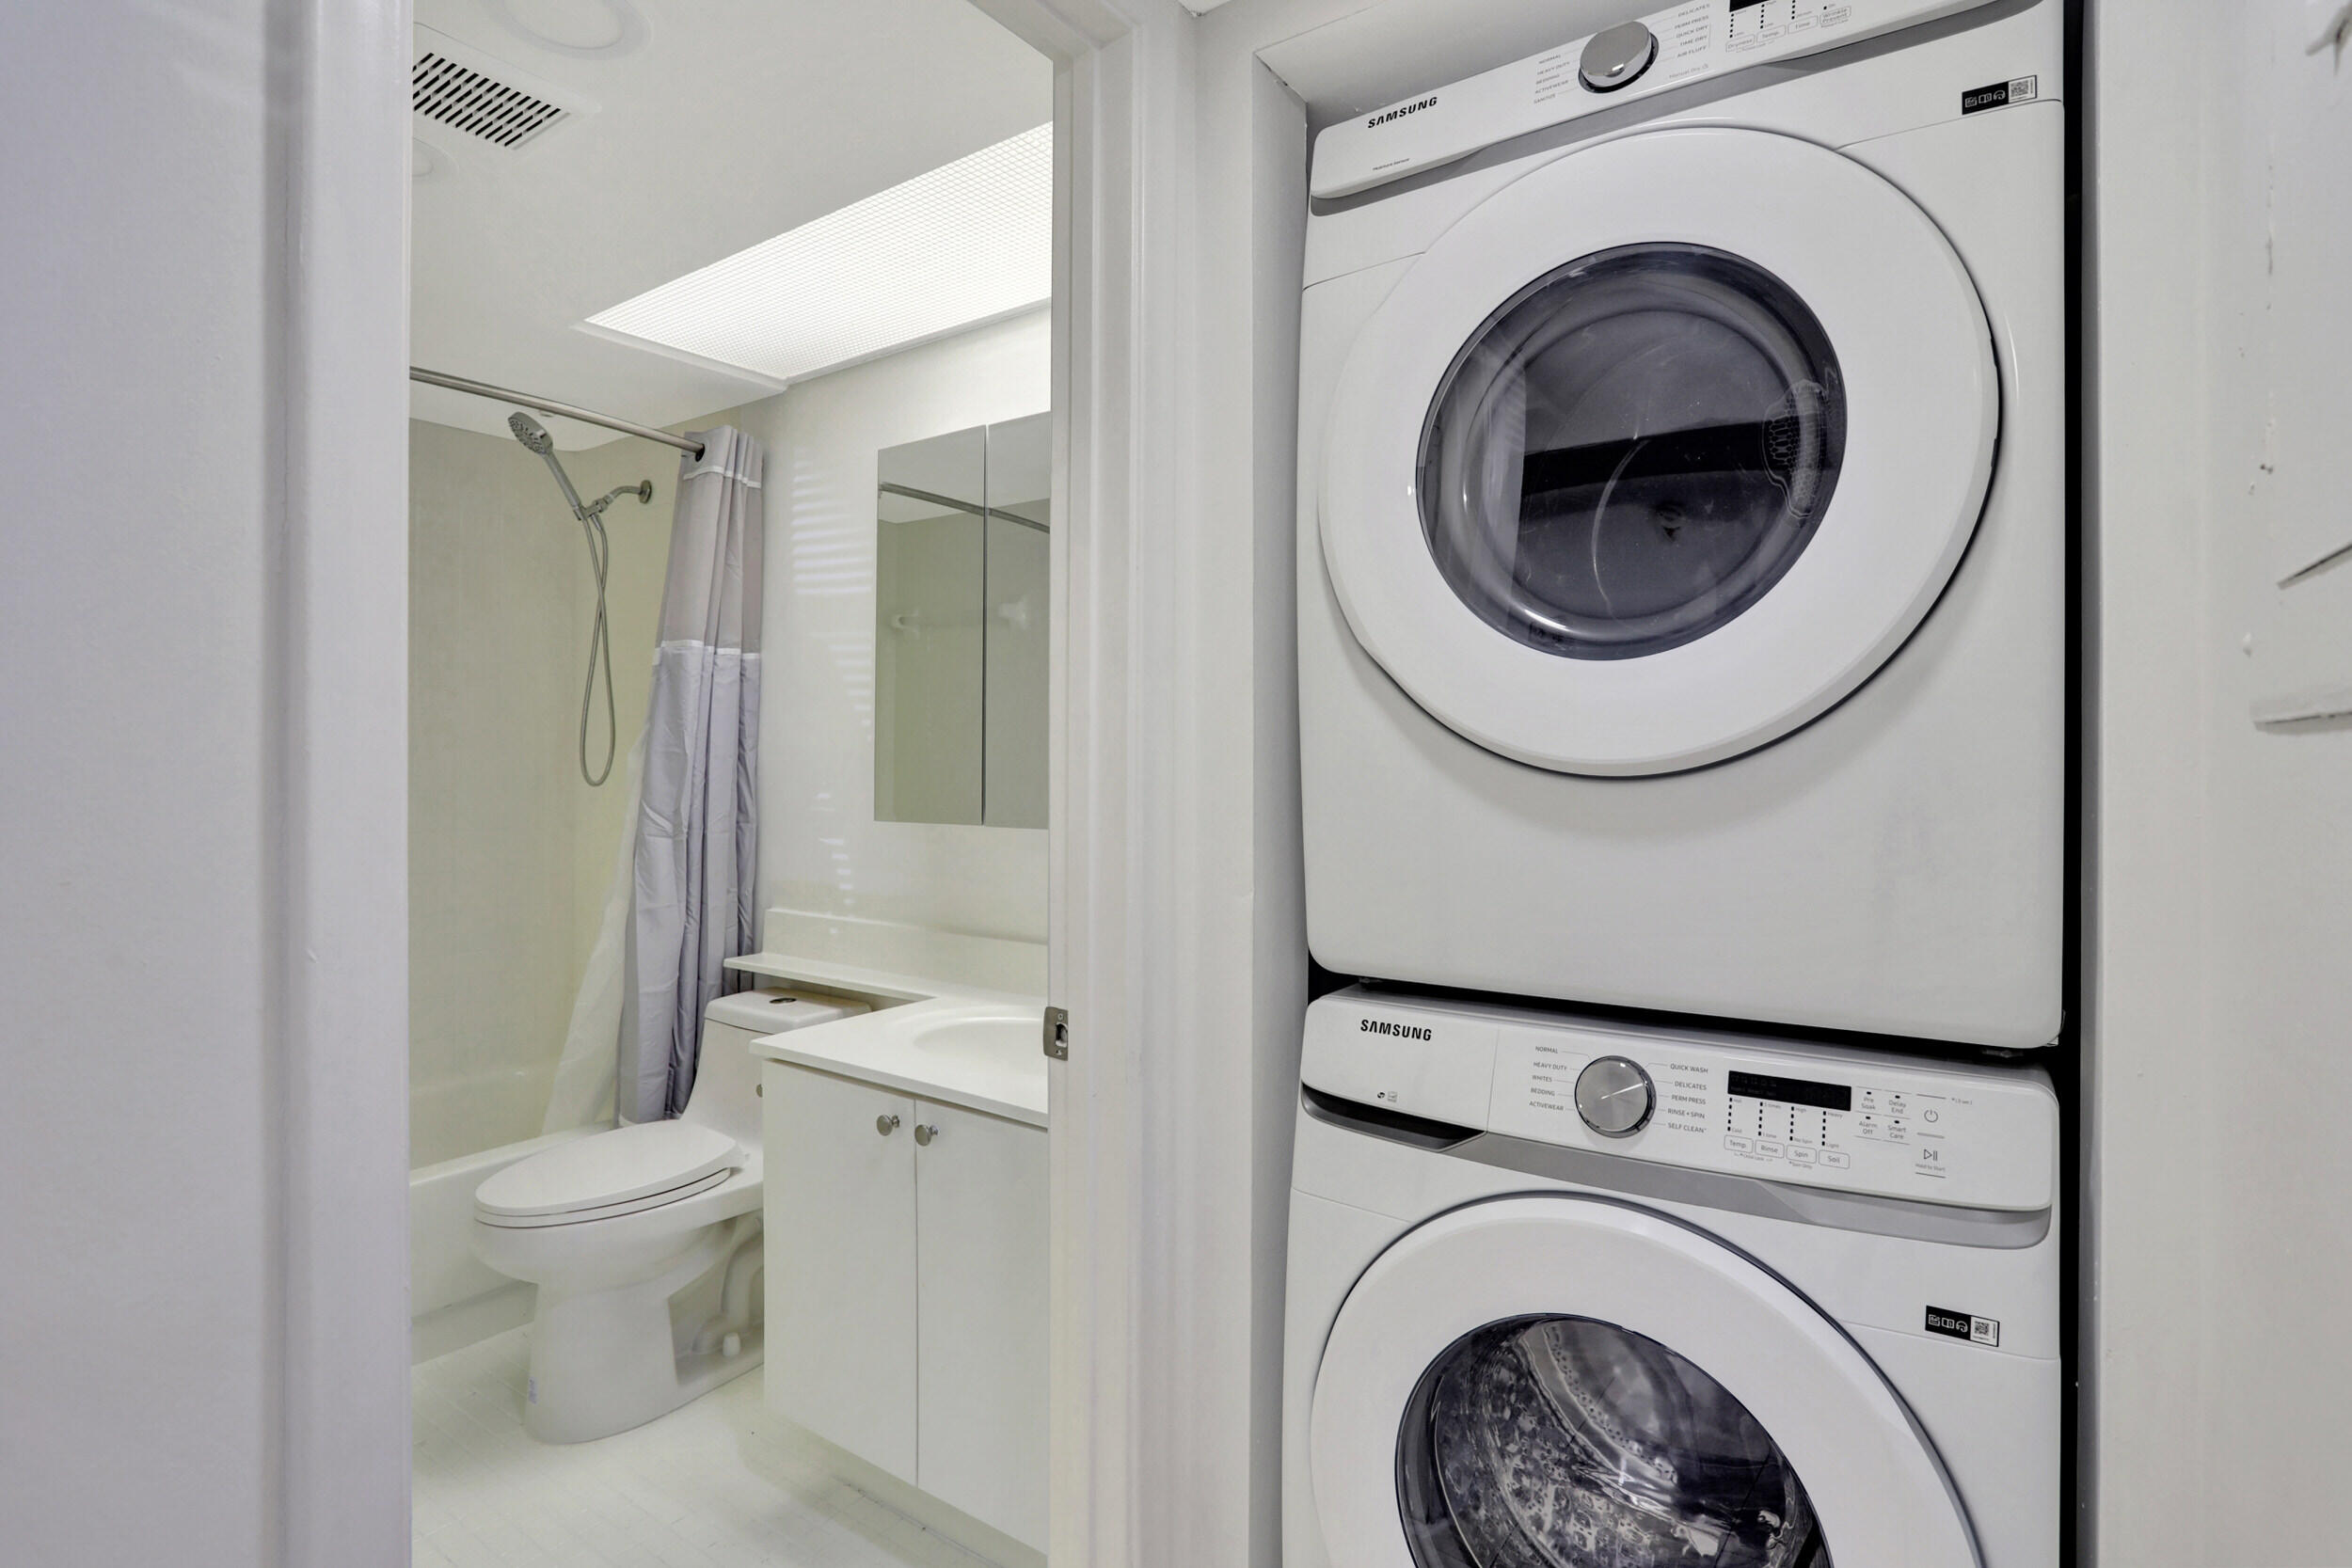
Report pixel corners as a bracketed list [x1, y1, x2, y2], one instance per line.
[764, 1067, 922, 1479]
[764, 1062, 1048, 1550]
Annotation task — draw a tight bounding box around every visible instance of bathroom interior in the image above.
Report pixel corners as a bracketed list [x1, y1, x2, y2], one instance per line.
[405, 3, 1056, 1563]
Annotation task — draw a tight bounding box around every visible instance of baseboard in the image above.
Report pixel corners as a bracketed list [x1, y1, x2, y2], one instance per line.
[411, 1282, 533, 1365]
[755, 1419, 1045, 1568]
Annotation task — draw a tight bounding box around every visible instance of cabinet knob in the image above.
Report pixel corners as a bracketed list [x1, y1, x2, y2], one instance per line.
[914, 1123, 940, 1147]
[876, 1114, 901, 1136]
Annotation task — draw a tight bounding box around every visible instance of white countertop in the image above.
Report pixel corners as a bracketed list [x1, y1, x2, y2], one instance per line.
[739, 958, 1049, 1129]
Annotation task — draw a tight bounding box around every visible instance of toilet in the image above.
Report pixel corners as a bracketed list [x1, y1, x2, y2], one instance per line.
[472, 988, 866, 1443]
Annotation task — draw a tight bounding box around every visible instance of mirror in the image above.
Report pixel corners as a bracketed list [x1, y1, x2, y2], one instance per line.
[875, 415, 1049, 828]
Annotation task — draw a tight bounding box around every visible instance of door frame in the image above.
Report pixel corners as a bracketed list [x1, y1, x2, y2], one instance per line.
[280, 0, 1191, 1561]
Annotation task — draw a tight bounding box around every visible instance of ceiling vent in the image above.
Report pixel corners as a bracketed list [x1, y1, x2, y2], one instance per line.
[414, 53, 567, 147]
[411, 24, 594, 153]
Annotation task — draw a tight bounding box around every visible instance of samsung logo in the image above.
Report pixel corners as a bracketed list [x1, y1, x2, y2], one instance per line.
[1366, 95, 1437, 130]
[1359, 1018, 1433, 1040]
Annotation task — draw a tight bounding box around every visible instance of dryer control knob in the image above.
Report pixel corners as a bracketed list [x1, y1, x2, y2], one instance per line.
[1575, 1055, 1655, 1137]
[1579, 21, 1657, 93]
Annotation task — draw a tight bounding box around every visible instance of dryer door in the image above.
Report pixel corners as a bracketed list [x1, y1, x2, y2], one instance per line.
[1319, 127, 1997, 775]
[1310, 1196, 1978, 1567]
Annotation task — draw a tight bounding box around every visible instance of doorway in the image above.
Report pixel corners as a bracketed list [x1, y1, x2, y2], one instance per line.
[403, 5, 1062, 1563]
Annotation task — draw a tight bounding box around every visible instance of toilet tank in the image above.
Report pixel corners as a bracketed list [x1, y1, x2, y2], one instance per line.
[688, 989, 868, 1146]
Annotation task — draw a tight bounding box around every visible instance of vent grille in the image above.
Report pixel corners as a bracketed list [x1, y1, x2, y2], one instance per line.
[412, 52, 569, 149]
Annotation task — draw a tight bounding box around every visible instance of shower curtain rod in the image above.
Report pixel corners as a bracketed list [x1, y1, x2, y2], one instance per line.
[410, 366, 706, 458]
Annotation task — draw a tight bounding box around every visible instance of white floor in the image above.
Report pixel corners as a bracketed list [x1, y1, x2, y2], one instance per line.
[413, 1327, 1003, 1568]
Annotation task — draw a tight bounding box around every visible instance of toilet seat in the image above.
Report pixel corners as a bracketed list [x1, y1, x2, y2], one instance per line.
[476, 1120, 742, 1229]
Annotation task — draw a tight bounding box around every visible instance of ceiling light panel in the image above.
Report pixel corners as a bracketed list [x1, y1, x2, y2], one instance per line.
[585, 123, 1052, 386]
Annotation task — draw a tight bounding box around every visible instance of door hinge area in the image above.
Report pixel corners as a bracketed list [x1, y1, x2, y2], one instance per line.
[1042, 1005, 1070, 1061]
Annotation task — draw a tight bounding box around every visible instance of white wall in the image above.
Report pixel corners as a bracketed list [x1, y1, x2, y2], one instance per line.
[723, 310, 1054, 943]
[2091, 4, 2352, 1561]
[0, 2, 409, 1561]
[0, 5, 279, 1554]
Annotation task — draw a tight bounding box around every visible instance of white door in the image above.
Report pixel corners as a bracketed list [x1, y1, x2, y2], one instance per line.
[1319, 127, 1998, 775]
[1311, 1196, 1978, 1567]
[765, 1064, 921, 1483]
[914, 1100, 1049, 1550]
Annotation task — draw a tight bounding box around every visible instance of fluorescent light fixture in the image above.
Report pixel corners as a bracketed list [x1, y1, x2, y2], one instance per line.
[585, 123, 1051, 384]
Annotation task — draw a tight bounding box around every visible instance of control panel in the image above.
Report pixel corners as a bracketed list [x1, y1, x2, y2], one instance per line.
[1311, 0, 2004, 198]
[1301, 992, 2056, 1212]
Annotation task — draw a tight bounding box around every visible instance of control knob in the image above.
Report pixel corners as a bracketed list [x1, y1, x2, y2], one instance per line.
[1579, 21, 1658, 93]
[1574, 1054, 1655, 1137]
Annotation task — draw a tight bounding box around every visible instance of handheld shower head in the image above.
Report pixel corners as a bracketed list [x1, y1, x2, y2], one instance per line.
[511, 410, 588, 517]
[508, 411, 555, 454]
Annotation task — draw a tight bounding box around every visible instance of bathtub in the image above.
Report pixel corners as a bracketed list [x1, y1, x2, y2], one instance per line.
[411, 1126, 600, 1363]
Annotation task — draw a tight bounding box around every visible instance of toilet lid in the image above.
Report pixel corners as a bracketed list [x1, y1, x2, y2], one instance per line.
[475, 1121, 741, 1220]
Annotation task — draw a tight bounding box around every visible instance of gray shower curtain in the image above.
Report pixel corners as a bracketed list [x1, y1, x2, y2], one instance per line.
[618, 426, 763, 1123]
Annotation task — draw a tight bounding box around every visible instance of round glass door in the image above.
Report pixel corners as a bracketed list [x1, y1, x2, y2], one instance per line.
[1419, 245, 1846, 662]
[1307, 1197, 1978, 1568]
[1316, 127, 1997, 775]
[1396, 1316, 1830, 1567]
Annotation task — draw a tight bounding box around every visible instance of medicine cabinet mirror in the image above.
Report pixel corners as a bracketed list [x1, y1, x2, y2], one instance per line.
[874, 413, 1049, 829]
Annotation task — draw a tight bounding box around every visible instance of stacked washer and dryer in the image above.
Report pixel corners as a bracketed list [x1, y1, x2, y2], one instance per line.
[1286, 3, 2066, 1565]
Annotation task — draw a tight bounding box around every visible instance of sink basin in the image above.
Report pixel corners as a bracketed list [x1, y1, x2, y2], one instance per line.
[750, 995, 1051, 1127]
[907, 1010, 1040, 1061]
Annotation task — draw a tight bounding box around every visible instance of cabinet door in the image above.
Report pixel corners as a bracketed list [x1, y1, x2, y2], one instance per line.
[914, 1100, 1049, 1550]
[765, 1063, 919, 1483]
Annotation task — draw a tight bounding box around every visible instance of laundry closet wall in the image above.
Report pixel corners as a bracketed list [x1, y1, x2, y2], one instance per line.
[2090, 3, 2352, 1562]
[1139, 2, 1720, 1561]
[0, 1, 410, 1560]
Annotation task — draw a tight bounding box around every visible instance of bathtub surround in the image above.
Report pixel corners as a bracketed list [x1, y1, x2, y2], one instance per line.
[410, 421, 685, 1164]
[622, 427, 766, 1124]
[410, 422, 587, 1164]
[545, 733, 645, 1135]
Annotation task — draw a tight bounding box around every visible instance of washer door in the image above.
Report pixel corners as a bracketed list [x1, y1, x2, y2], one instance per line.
[1320, 128, 1997, 775]
[1310, 1196, 1979, 1567]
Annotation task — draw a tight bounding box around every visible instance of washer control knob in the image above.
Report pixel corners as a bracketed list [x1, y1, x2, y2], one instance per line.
[1579, 21, 1658, 93]
[1574, 1055, 1656, 1137]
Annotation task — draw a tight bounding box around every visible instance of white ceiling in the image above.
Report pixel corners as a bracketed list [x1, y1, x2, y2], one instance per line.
[409, 0, 1052, 449]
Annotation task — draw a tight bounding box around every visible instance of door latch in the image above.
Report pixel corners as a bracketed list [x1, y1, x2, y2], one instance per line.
[1042, 1005, 1070, 1061]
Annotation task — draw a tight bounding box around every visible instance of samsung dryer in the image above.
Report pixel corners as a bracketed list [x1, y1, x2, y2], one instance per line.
[1284, 988, 2060, 1568]
[1297, 0, 2066, 1046]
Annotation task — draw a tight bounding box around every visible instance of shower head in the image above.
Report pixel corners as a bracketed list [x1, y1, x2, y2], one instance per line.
[508, 411, 555, 454]
[511, 410, 589, 517]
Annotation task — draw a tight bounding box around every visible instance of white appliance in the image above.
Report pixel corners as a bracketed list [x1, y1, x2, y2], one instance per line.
[471, 987, 866, 1443]
[1283, 988, 2060, 1567]
[1297, 0, 2066, 1047]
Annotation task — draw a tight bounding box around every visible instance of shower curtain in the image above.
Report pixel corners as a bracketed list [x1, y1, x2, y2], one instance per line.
[543, 426, 764, 1130]
[621, 425, 764, 1122]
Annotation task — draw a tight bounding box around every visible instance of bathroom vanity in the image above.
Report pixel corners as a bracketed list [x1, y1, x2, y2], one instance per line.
[746, 964, 1049, 1553]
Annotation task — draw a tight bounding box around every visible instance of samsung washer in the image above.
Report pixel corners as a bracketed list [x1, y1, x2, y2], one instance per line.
[1283, 988, 2060, 1567]
[1296, 0, 2066, 1046]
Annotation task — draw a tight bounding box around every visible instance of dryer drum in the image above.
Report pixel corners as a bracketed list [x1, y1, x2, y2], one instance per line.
[1396, 1315, 1830, 1567]
[1416, 243, 1848, 663]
